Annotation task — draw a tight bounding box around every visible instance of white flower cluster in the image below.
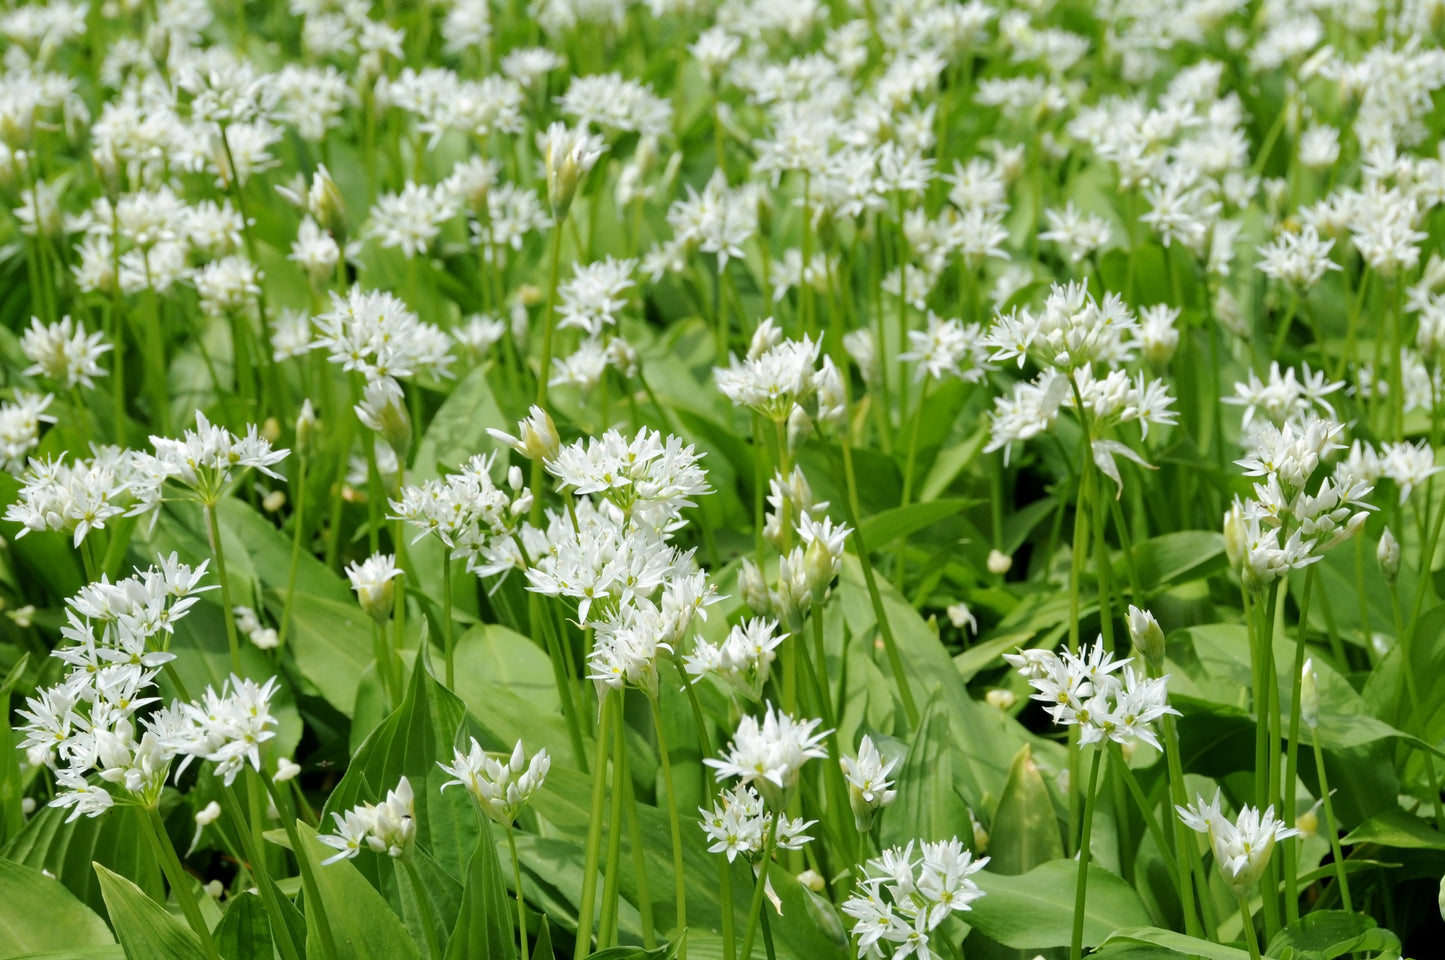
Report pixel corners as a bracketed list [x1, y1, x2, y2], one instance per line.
[1177, 791, 1299, 897]
[698, 783, 814, 863]
[12, 556, 287, 819]
[840, 734, 899, 832]
[840, 839, 989, 960]
[983, 282, 1178, 481]
[0, 391, 56, 474]
[439, 738, 550, 826]
[705, 702, 828, 805]
[684, 617, 786, 702]
[313, 287, 455, 384]
[738, 468, 853, 631]
[715, 319, 843, 428]
[390, 453, 532, 577]
[20, 315, 110, 390]
[1008, 640, 1178, 751]
[1226, 413, 1376, 590]
[6, 446, 160, 546]
[319, 776, 417, 864]
[145, 411, 290, 505]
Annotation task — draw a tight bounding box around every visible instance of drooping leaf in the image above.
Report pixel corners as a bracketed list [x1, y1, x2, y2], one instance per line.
[93, 863, 206, 960]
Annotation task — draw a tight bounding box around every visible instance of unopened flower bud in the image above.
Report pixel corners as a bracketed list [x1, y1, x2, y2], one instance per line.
[1378, 528, 1400, 585]
[969, 809, 989, 854]
[985, 688, 1016, 710]
[346, 552, 403, 624]
[1300, 658, 1319, 729]
[987, 549, 1012, 575]
[797, 869, 825, 893]
[488, 405, 559, 462]
[296, 399, 318, 457]
[274, 757, 302, 783]
[1223, 502, 1246, 574]
[1126, 605, 1166, 670]
[538, 122, 603, 221]
[262, 417, 282, 443]
[738, 557, 772, 617]
[1296, 808, 1318, 839]
[947, 602, 978, 634]
[263, 489, 287, 513]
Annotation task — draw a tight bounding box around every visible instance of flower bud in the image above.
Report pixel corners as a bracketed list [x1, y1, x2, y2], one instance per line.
[1378, 528, 1401, 586]
[1300, 658, 1319, 729]
[346, 552, 403, 624]
[970, 808, 989, 854]
[1126, 605, 1167, 670]
[987, 549, 1012, 575]
[310, 164, 348, 245]
[488, 405, 559, 462]
[262, 489, 287, 513]
[296, 399, 318, 457]
[738, 557, 772, 617]
[1223, 502, 1246, 574]
[985, 688, 1016, 710]
[355, 378, 413, 467]
[538, 122, 603, 221]
[1296, 807, 1318, 839]
[797, 869, 825, 893]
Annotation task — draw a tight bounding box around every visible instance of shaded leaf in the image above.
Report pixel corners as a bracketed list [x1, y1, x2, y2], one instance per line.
[93, 863, 206, 960]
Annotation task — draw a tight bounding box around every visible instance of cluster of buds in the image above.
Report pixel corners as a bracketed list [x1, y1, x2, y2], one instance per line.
[438, 738, 550, 826]
[319, 776, 416, 864]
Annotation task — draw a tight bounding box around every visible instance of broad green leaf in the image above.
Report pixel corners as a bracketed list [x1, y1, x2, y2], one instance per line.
[410, 365, 504, 482]
[1129, 532, 1226, 594]
[858, 499, 973, 551]
[583, 944, 680, 960]
[879, 697, 973, 850]
[967, 860, 1152, 950]
[321, 653, 474, 900]
[211, 892, 274, 960]
[3, 805, 162, 923]
[1264, 910, 1401, 960]
[1094, 926, 1250, 960]
[0, 859, 115, 956]
[92, 863, 206, 960]
[291, 821, 425, 960]
[1341, 808, 1445, 850]
[986, 744, 1063, 876]
[918, 423, 987, 503]
[445, 817, 514, 960]
[283, 593, 373, 717]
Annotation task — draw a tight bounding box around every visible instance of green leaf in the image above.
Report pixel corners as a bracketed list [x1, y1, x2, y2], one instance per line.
[967, 860, 1152, 950]
[918, 424, 987, 503]
[879, 697, 973, 850]
[211, 893, 274, 960]
[92, 862, 206, 960]
[1129, 532, 1226, 594]
[583, 944, 680, 960]
[1341, 808, 1445, 849]
[1094, 926, 1250, 960]
[3, 805, 163, 923]
[411, 365, 504, 482]
[0, 859, 115, 957]
[278, 593, 373, 718]
[291, 821, 425, 960]
[858, 499, 973, 551]
[986, 744, 1064, 876]
[1264, 910, 1400, 960]
[444, 817, 515, 960]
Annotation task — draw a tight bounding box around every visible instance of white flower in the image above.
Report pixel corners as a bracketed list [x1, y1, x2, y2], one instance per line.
[706, 703, 829, 803]
[439, 738, 550, 825]
[21, 316, 110, 390]
[1176, 792, 1299, 896]
[346, 553, 403, 623]
[840, 735, 898, 831]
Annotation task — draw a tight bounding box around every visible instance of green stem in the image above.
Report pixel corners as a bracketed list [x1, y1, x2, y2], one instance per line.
[442, 550, 455, 688]
[1237, 894, 1263, 960]
[278, 454, 307, 649]
[505, 824, 531, 960]
[574, 693, 614, 960]
[598, 691, 627, 948]
[1309, 732, 1353, 911]
[401, 857, 444, 960]
[738, 813, 780, 960]
[1070, 748, 1103, 960]
[650, 695, 688, 958]
[206, 501, 243, 675]
[142, 806, 223, 960]
[622, 762, 656, 950]
[259, 774, 339, 960]
[826, 435, 919, 727]
[1283, 569, 1314, 923]
[1109, 743, 1178, 881]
